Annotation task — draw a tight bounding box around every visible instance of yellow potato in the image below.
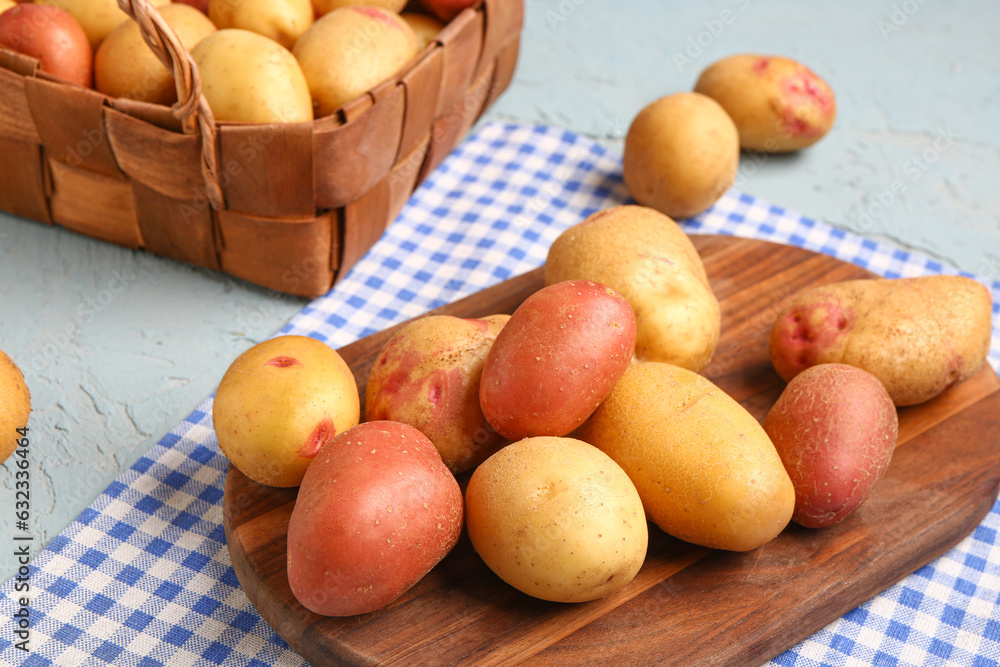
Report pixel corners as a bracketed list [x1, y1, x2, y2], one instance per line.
[311, 0, 407, 17]
[0, 2, 17, 16]
[0, 349, 31, 466]
[95, 3, 217, 105]
[545, 205, 720, 371]
[400, 11, 444, 49]
[191, 29, 313, 124]
[208, 0, 313, 50]
[212, 335, 360, 487]
[293, 6, 419, 118]
[465, 436, 648, 603]
[579, 361, 795, 552]
[623, 92, 739, 219]
[37, 0, 171, 50]
[695, 54, 837, 153]
[769, 275, 993, 406]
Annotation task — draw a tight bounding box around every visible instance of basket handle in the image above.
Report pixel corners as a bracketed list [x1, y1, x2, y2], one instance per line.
[115, 0, 224, 209]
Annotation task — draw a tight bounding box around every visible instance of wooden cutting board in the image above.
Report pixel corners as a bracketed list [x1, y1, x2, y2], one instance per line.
[223, 235, 1000, 667]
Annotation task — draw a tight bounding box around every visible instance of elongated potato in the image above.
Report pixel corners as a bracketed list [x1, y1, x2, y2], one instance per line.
[545, 205, 720, 371]
[579, 361, 794, 552]
[769, 275, 993, 406]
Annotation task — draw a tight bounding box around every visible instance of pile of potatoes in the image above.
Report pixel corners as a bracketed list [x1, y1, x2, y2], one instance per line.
[210, 199, 994, 618]
[623, 54, 838, 220]
[0, 0, 477, 122]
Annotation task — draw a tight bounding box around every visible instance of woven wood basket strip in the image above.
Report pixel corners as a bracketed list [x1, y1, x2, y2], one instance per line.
[0, 135, 49, 223]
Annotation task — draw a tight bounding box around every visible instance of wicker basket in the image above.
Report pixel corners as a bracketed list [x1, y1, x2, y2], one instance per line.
[0, 0, 522, 298]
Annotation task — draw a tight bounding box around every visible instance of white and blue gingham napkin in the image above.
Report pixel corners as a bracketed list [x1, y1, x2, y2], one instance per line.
[2, 122, 999, 667]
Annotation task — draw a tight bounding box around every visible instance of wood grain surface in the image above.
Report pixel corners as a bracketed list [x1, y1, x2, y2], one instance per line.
[223, 235, 1000, 666]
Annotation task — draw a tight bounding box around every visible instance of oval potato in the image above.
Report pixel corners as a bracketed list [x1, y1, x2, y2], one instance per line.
[695, 54, 836, 152]
[293, 6, 419, 118]
[579, 361, 794, 552]
[37, 0, 170, 50]
[208, 0, 313, 50]
[0, 4, 93, 87]
[287, 421, 463, 616]
[479, 280, 636, 441]
[212, 335, 359, 487]
[95, 3, 217, 104]
[465, 436, 648, 603]
[545, 205, 720, 372]
[192, 29, 314, 123]
[623, 92, 739, 219]
[763, 364, 898, 528]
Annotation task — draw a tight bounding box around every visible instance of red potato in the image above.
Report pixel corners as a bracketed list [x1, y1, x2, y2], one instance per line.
[479, 280, 636, 441]
[0, 4, 92, 87]
[286, 421, 463, 617]
[763, 364, 898, 529]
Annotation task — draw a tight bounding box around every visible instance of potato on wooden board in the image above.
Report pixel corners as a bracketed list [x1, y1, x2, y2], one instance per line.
[578, 361, 794, 552]
[208, 0, 313, 50]
[286, 421, 463, 617]
[293, 6, 419, 118]
[366, 314, 509, 474]
[479, 280, 636, 441]
[95, 3, 216, 104]
[545, 205, 720, 372]
[465, 436, 647, 603]
[37, 0, 170, 50]
[695, 54, 836, 153]
[764, 364, 898, 529]
[769, 275, 993, 406]
[0, 349, 31, 466]
[623, 92, 739, 219]
[0, 4, 92, 87]
[191, 29, 314, 123]
[212, 335, 359, 488]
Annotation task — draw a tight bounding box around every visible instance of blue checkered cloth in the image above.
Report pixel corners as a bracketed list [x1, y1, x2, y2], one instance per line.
[2, 122, 999, 667]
